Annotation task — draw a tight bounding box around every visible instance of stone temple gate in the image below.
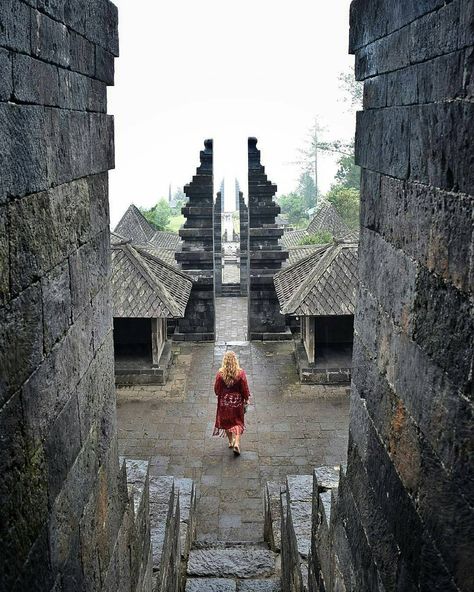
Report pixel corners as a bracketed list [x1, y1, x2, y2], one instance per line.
[1, 1, 473, 591]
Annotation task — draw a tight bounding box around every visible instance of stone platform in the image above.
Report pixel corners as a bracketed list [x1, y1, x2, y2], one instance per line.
[294, 342, 352, 385]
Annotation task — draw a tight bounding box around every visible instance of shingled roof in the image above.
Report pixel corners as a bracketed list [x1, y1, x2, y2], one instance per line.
[287, 244, 325, 265]
[111, 236, 192, 318]
[274, 241, 358, 316]
[307, 201, 351, 236]
[114, 204, 182, 250]
[280, 229, 308, 248]
[280, 202, 353, 248]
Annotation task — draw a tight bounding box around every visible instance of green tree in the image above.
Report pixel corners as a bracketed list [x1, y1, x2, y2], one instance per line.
[299, 230, 333, 245]
[278, 192, 307, 226]
[141, 199, 172, 231]
[297, 171, 316, 212]
[334, 145, 360, 190]
[172, 188, 186, 214]
[326, 186, 360, 230]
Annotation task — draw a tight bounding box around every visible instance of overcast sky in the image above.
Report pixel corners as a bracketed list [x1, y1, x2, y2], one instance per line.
[109, 0, 355, 226]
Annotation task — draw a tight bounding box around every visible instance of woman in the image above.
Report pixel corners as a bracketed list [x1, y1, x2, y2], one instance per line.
[213, 351, 250, 455]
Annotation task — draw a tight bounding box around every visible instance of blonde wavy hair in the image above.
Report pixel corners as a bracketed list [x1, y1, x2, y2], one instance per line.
[219, 351, 241, 385]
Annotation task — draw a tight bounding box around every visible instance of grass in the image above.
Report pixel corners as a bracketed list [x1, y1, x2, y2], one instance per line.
[166, 214, 185, 233]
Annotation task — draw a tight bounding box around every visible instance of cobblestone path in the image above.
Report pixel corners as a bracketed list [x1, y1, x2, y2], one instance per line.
[116, 298, 349, 542]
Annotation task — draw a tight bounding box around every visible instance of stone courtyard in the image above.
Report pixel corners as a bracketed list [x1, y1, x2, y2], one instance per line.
[117, 298, 349, 542]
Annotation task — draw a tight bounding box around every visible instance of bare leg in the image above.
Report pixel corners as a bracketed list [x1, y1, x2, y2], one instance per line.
[233, 432, 241, 454]
[226, 430, 234, 447]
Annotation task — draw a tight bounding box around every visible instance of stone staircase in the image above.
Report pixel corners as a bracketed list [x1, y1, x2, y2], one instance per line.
[221, 283, 242, 297]
[185, 541, 281, 591]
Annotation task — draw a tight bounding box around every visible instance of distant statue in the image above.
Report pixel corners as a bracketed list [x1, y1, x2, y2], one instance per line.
[213, 351, 251, 455]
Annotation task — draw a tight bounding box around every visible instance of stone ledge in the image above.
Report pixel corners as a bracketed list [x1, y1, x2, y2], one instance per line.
[115, 341, 173, 386]
[294, 342, 352, 385]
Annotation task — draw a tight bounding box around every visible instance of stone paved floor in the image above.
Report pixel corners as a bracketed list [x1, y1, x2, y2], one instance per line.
[216, 297, 247, 342]
[116, 298, 349, 542]
[222, 264, 240, 284]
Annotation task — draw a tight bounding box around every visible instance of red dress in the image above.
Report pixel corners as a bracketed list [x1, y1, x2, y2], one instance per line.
[213, 369, 251, 437]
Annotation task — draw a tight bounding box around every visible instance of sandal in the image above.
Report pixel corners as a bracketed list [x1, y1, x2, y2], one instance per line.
[233, 445, 240, 456]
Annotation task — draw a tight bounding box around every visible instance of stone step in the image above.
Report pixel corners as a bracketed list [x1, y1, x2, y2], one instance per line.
[192, 540, 270, 551]
[185, 577, 281, 591]
[187, 547, 278, 579]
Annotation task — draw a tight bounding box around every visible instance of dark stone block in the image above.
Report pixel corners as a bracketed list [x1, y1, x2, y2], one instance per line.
[86, 0, 119, 57]
[58, 69, 89, 111]
[10, 527, 54, 592]
[9, 179, 91, 294]
[0, 47, 12, 101]
[64, 0, 88, 36]
[36, 0, 66, 21]
[69, 30, 95, 77]
[0, 206, 9, 306]
[417, 430, 474, 590]
[362, 176, 473, 292]
[0, 0, 31, 53]
[95, 44, 115, 85]
[22, 306, 94, 442]
[358, 228, 417, 334]
[89, 112, 115, 173]
[0, 392, 49, 587]
[355, 107, 409, 179]
[77, 333, 114, 441]
[459, 0, 474, 47]
[410, 1, 460, 63]
[416, 50, 464, 104]
[413, 267, 473, 387]
[410, 101, 474, 195]
[31, 10, 70, 68]
[70, 230, 109, 319]
[355, 25, 411, 80]
[386, 65, 417, 106]
[13, 53, 60, 107]
[0, 286, 43, 405]
[0, 104, 47, 200]
[41, 260, 72, 353]
[45, 108, 91, 186]
[45, 392, 81, 503]
[363, 75, 387, 109]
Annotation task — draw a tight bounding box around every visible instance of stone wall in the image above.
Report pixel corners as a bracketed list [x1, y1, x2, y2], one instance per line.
[175, 140, 215, 341]
[0, 2, 151, 590]
[214, 191, 223, 297]
[238, 191, 249, 296]
[247, 137, 290, 339]
[310, 2, 474, 591]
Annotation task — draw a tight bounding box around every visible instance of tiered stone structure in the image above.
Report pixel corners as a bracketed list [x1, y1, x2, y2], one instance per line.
[213, 191, 223, 297]
[305, 2, 474, 591]
[238, 190, 249, 296]
[0, 2, 153, 590]
[175, 140, 215, 341]
[247, 137, 290, 339]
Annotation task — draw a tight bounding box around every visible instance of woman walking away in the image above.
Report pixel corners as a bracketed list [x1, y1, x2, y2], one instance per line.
[213, 351, 250, 455]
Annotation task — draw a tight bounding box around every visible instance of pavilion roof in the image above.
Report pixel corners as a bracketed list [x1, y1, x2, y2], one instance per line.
[306, 201, 351, 236]
[110, 236, 192, 318]
[274, 240, 359, 316]
[114, 204, 182, 250]
[280, 202, 354, 249]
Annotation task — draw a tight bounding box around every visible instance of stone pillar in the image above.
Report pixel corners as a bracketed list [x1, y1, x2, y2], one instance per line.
[315, 2, 474, 591]
[247, 137, 290, 339]
[0, 2, 151, 590]
[175, 140, 215, 341]
[213, 191, 223, 296]
[239, 191, 249, 296]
